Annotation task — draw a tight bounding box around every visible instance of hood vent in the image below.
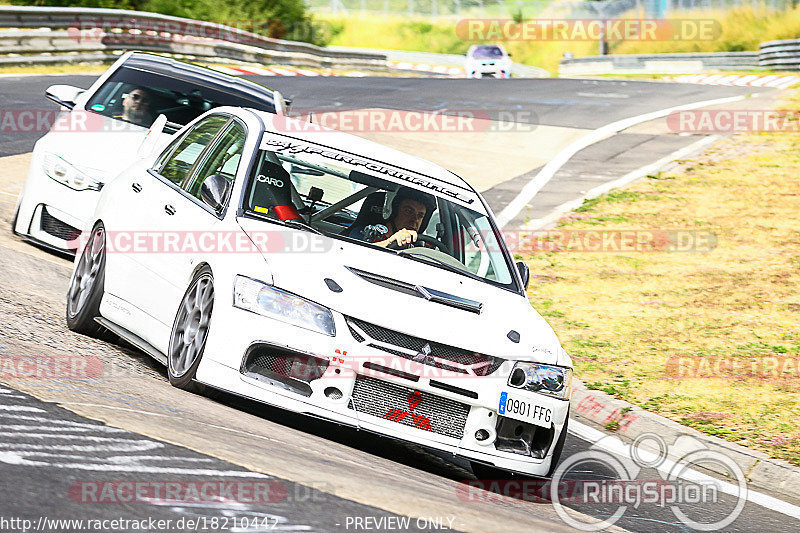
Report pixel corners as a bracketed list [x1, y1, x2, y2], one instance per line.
[346, 267, 483, 314]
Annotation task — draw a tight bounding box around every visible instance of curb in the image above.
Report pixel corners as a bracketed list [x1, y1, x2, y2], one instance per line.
[570, 378, 800, 502]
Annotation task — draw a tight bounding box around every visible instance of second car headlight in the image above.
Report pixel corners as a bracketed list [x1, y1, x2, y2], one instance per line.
[42, 153, 103, 191]
[508, 362, 572, 400]
[233, 275, 335, 336]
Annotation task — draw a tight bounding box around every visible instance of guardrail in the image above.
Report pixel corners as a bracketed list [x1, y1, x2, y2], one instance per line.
[0, 5, 387, 70]
[559, 52, 760, 76]
[760, 39, 800, 70]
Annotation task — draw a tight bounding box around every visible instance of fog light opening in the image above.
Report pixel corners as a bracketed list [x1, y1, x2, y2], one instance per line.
[474, 427, 496, 446]
[324, 387, 343, 400]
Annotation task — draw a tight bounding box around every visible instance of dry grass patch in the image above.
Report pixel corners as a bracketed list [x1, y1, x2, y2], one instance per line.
[521, 90, 800, 464]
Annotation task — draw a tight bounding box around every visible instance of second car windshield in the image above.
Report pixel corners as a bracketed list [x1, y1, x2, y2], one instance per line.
[85, 66, 277, 128]
[241, 143, 517, 290]
[472, 46, 504, 59]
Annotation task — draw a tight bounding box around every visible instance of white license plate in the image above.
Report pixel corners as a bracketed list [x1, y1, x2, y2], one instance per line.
[498, 391, 553, 428]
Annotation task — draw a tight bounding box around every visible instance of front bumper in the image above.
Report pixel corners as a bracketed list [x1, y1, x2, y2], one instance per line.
[14, 154, 101, 253]
[197, 307, 571, 476]
[467, 63, 510, 78]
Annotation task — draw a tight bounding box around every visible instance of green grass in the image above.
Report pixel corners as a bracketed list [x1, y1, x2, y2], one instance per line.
[516, 89, 800, 465]
[319, 6, 800, 75]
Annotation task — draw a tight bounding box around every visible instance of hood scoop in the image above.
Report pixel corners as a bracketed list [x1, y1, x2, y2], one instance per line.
[346, 267, 483, 314]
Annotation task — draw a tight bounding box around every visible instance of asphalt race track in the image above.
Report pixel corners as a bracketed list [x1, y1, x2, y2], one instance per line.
[1, 73, 799, 532]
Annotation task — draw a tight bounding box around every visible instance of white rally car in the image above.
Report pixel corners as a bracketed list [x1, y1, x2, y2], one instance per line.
[66, 106, 572, 477]
[12, 51, 287, 255]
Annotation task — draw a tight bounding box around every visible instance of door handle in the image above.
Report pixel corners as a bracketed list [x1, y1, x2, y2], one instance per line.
[131, 182, 142, 193]
[164, 204, 176, 215]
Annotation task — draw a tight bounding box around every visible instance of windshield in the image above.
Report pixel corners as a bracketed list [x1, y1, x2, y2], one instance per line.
[240, 137, 517, 290]
[85, 66, 277, 128]
[472, 46, 504, 59]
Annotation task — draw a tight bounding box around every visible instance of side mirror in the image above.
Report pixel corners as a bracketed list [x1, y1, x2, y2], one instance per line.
[45, 84, 85, 109]
[200, 174, 230, 214]
[272, 89, 288, 116]
[516, 261, 530, 290]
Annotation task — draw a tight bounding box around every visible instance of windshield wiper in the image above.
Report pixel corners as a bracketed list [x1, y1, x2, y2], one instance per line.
[284, 218, 324, 235]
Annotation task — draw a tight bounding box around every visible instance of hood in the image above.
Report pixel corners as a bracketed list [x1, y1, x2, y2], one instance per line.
[37, 114, 152, 181]
[237, 217, 566, 365]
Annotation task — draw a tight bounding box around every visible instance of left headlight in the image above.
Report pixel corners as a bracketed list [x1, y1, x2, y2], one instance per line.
[42, 153, 103, 191]
[233, 275, 335, 336]
[508, 362, 572, 400]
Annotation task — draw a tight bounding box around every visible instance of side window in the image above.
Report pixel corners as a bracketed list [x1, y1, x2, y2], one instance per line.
[184, 120, 246, 200]
[157, 115, 230, 185]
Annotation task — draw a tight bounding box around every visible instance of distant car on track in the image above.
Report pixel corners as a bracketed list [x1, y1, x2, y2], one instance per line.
[12, 51, 288, 255]
[465, 44, 513, 79]
[65, 106, 573, 478]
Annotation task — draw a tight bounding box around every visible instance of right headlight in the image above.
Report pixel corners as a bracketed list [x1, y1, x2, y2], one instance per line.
[233, 275, 335, 337]
[42, 153, 103, 191]
[508, 362, 572, 400]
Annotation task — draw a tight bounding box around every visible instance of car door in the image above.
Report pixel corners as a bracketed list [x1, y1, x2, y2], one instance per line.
[117, 114, 232, 349]
[137, 116, 248, 352]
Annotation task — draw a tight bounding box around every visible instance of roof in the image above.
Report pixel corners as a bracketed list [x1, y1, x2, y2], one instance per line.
[121, 52, 286, 112]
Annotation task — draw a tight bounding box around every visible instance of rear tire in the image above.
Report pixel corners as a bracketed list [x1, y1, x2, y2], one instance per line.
[66, 223, 107, 338]
[168, 266, 214, 393]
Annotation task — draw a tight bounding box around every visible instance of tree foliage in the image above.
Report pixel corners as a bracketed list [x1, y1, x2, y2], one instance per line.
[11, 0, 328, 44]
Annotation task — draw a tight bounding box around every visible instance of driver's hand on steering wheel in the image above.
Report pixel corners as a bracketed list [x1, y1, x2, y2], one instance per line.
[378, 228, 417, 248]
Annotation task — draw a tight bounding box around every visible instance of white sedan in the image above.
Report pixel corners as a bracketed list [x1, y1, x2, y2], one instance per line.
[465, 44, 513, 79]
[66, 106, 572, 478]
[12, 51, 287, 255]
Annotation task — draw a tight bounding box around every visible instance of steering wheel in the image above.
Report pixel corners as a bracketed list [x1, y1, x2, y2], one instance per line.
[387, 234, 449, 252]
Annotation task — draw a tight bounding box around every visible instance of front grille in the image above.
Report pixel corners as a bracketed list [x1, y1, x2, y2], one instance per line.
[348, 375, 470, 439]
[346, 316, 504, 376]
[40, 207, 80, 242]
[242, 344, 328, 397]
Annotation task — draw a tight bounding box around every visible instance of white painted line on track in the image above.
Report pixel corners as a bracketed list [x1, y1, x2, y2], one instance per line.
[0, 190, 19, 197]
[523, 134, 722, 229]
[569, 419, 800, 520]
[0, 405, 45, 412]
[495, 95, 747, 228]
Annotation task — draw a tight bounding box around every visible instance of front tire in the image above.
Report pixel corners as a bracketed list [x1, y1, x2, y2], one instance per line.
[168, 266, 214, 392]
[66, 223, 107, 337]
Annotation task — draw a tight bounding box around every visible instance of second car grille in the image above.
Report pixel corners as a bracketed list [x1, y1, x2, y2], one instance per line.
[40, 207, 80, 242]
[348, 375, 470, 439]
[346, 316, 505, 376]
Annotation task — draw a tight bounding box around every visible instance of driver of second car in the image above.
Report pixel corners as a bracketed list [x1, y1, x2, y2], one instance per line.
[115, 86, 155, 127]
[352, 187, 435, 248]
